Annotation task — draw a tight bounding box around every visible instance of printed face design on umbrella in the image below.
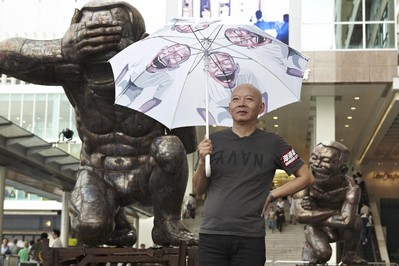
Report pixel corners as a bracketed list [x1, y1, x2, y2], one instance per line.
[171, 23, 210, 33]
[208, 51, 239, 89]
[147, 43, 191, 73]
[224, 27, 272, 48]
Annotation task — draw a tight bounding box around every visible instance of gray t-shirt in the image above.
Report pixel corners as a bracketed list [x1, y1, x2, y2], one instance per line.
[200, 128, 304, 237]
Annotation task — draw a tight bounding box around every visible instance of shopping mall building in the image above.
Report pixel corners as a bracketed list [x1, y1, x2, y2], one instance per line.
[0, 0, 398, 263]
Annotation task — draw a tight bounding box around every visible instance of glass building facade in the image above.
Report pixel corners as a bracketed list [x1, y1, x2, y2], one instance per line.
[302, 0, 396, 50]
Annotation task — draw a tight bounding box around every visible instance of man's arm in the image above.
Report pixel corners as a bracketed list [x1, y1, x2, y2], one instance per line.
[262, 164, 314, 215]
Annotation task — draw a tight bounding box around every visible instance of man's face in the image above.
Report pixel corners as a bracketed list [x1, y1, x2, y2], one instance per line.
[309, 145, 342, 181]
[225, 28, 272, 47]
[148, 44, 191, 72]
[228, 85, 264, 123]
[208, 52, 239, 88]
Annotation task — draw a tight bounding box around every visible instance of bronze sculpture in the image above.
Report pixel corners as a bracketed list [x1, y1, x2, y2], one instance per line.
[0, 0, 197, 247]
[294, 141, 367, 265]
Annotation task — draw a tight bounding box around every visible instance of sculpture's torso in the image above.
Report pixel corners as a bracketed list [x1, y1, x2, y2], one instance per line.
[64, 62, 165, 194]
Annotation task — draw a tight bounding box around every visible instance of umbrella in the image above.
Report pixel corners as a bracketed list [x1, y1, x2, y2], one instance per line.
[109, 18, 309, 175]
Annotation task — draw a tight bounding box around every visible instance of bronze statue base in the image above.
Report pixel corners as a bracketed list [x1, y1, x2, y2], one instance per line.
[41, 239, 198, 266]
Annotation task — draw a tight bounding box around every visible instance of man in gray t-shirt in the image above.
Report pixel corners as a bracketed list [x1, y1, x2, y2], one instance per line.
[194, 84, 313, 266]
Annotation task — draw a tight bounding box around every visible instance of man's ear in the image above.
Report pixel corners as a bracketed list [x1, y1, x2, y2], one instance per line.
[259, 102, 265, 115]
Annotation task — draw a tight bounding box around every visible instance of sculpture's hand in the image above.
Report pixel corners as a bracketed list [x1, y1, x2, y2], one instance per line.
[300, 195, 317, 210]
[62, 21, 123, 62]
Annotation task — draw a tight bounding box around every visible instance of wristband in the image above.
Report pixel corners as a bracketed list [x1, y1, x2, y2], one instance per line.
[268, 191, 276, 203]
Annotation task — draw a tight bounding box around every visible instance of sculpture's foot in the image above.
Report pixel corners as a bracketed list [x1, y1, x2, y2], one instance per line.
[105, 229, 137, 247]
[152, 219, 198, 247]
[341, 252, 368, 265]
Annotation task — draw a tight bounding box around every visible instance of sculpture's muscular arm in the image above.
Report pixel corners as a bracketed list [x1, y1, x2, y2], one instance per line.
[321, 184, 360, 228]
[294, 189, 338, 224]
[0, 37, 65, 84]
[0, 9, 125, 85]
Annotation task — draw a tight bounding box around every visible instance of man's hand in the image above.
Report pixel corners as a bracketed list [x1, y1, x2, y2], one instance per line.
[62, 20, 123, 62]
[197, 137, 213, 163]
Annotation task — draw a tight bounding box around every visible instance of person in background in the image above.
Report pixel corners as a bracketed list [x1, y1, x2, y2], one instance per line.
[1, 238, 11, 255]
[301, 241, 311, 265]
[276, 197, 285, 210]
[276, 14, 289, 45]
[18, 241, 30, 262]
[276, 206, 285, 232]
[289, 195, 297, 224]
[193, 83, 313, 266]
[253, 10, 267, 31]
[187, 193, 197, 219]
[9, 238, 20, 255]
[30, 233, 48, 263]
[51, 229, 63, 248]
[266, 206, 276, 232]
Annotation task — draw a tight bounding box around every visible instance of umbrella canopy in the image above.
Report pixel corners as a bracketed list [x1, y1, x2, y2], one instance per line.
[109, 18, 308, 130]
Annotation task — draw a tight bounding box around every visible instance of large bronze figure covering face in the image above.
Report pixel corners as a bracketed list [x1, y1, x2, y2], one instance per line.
[294, 141, 367, 265]
[0, 0, 197, 247]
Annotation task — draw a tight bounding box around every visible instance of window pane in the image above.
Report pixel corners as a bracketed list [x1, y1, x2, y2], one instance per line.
[45, 94, 58, 141]
[0, 94, 10, 118]
[59, 95, 71, 133]
[365, 0, 395, 21]
[10, 94, 22, 125]
[22, 94, 34, 132]
[335, 24, 363, 49]
[34, 94, 47, 137]
[366, 23, 395, 48]
[335, 0, 362, 22]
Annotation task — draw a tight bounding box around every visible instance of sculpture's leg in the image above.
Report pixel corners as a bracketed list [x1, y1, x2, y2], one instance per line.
[341, 216, 367, 265]
[105, 207, 137, 247]
[304, 225, 332, 264]
[70, 168, 118, 246]
[149, 136, 198, 246]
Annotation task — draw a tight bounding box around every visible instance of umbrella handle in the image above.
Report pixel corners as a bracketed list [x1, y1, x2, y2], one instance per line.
[205, 154, 211, 177]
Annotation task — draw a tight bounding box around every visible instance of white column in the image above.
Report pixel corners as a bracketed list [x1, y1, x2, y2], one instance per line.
[314, 96, 337, 265]
[0, 166, 5, 238]
[289, 0, 302, 50]
[60, 191, 70, 247]
[314, 96, 335, 144]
